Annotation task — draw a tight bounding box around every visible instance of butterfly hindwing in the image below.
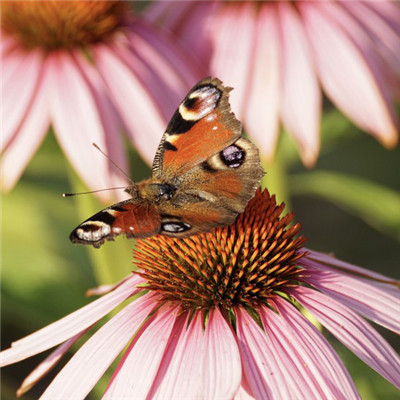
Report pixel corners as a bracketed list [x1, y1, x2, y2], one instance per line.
[157, 137, 263, 235]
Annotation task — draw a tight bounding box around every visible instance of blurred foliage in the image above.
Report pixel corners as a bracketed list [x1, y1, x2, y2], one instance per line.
[1, 105, 399, 398]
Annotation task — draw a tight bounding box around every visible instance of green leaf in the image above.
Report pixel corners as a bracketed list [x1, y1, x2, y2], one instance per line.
[289, 171, 400, 241]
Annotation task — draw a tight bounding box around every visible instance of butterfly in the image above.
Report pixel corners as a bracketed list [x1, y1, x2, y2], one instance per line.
[69, 77, 263, 248]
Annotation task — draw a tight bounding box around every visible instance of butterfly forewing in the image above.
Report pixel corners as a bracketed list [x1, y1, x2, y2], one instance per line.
[70, 199, 161, 248]
[152, 77, 242, 178]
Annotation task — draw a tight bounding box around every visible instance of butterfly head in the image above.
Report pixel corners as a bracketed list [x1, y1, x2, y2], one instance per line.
[137, 181, 175, 202]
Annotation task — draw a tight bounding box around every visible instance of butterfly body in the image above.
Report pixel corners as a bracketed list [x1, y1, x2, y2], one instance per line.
[70, 78, 263, 248]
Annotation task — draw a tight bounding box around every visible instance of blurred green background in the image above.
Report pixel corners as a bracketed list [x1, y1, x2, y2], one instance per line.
[2, 106, 400, 399]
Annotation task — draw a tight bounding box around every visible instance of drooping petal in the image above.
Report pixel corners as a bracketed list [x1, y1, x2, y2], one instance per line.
[305, 249, 400, 284]
[1, 48, 43, 151]
[17, 329, 89, 397]
[148, 310, 241, 399]
[145, 1, 215, 64]
[208, 2, 256, 114]
[299, 2, 398, 148]
[94, 43, 166, 164]
[130, 20, 203, 96]
[244, 4, 280, 159]
[365, 1, 400, 37]
[278, 2, 321, 166]
[235, 307, 293, 399]
[341, 1, 400, 84]
[103, 306, 178, 399]
[0, 275, 142, 366]
[47, 51, 123, 200]
[303, 259, 400, 334]
[0, 56, 50, 191]
[107, 35, 179, 128]
[73, 50, 129, 199]
[265, 300, 360, 400]
[293, 286, 400, 389]
[40, 293, 157, 400]
[144, 1, 191, 31]
[85, 275, 134, 297]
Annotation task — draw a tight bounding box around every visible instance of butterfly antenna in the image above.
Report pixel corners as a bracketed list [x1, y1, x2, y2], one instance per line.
[63, 187, 128, 197]
[92, 142, 136, 186]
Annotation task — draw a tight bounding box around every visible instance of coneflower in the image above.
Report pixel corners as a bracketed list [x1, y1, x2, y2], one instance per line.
[1, 190, 399, 399]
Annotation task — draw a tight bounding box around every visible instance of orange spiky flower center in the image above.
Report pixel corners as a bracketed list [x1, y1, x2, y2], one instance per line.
[1, 1, 129, 50]
[134, 189, 307, 311]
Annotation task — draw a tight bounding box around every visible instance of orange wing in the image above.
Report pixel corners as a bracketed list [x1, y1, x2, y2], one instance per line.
[152, 77, 241, 179]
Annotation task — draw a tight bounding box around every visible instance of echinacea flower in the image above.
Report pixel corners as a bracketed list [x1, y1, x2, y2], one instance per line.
[2, 189, 400, 399]
[146, 0, 400, 166]
[1, 1, 201, 199]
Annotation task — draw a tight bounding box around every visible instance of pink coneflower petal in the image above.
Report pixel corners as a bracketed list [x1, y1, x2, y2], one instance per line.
[17, 329, 89, 397]
[306, 249, 399, 283]
[46, 51, 126, 198]
[2, 49, 43, 150]
[146, 1, 216, 65]
[278, 2, 321, 166]
[0, 31, 18, 55]
[144, 0, 188, 30]
[234, 381, 255, 400]
[303, 260, 400, 334]
[366, 0, 400, 37]
[244, 4, 280, 159]
[103, 306, 178, 399]
[268, 300, 360, 399]
[208, 2, 255, 114]
[130, 21, 203, 96]
[0, 64, 50, 191]
[299, 3, 398, 148]
[94, 43, 166, 164]
[319, 1, 399, 130]
[293, 286, 400, 389]
[201, 309, 241, 399]
[236, 307, 293, 399]
[259, 307, 327, 399]
[0, 275, 142, 366]
[107, 38, 178, 133]
[85, 274, 134, 298]
[73, 50, 128, 196]
[41, 293, 157, 400]
[148, 309, 241, 399]
[342, 1, 400, 80]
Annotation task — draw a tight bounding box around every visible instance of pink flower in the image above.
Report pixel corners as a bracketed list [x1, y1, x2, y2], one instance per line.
[1, 190, 399, 399]
[147, 0, 400, 166]
[1, 1, 201, 199]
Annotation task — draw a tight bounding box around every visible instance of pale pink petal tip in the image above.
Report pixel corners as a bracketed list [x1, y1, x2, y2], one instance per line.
[0, 275, 142, 367]
[40, 293, 157, 400]
[293, 286, 400, 389]
[16, 330, 88, 397]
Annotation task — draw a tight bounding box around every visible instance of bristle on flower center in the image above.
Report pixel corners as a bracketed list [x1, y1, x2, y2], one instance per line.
[1, 1, 128, 50]
[134, 190, 307, 311]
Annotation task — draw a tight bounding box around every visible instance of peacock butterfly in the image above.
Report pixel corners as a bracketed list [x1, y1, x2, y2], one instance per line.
[69, 78, 263, 248]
